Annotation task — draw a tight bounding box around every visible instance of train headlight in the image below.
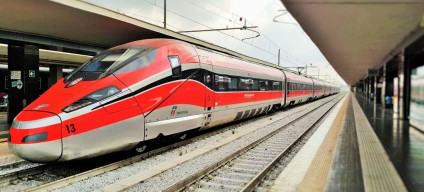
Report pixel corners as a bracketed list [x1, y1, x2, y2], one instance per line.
[62, 86, 121, 113]
[22, 132, 48, 143]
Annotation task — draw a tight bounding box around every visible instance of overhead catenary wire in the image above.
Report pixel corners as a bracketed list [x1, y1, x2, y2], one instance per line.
[102, 0, 311, 67]
[139, 0, 299, 64]
[130, 0, 307, 67]
[187, 1, 312, 67]
[196, 1, 310, 67]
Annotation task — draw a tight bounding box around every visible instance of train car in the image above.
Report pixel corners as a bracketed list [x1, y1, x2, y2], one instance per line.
[329, 83, 335, 95]
[332, 84, 340, 95]
[8, 39, 286, 162]
[284, 72, 314, 106]
[193, 46, 285, 129]
[322, 81, 329, 96]
[311, 78, 326, 99]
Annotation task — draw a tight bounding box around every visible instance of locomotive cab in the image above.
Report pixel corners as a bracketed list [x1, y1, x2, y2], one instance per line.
[9, 39, 204, 163]
[9, 45, 159, 162]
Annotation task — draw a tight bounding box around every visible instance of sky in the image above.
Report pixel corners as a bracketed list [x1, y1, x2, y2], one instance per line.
[83, 0, 348, 88]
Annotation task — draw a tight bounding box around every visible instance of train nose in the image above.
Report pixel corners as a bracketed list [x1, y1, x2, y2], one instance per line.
[8, 111, 63, 163]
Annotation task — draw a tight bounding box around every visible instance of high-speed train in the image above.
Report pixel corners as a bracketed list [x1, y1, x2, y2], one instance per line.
[8, 39, 339, 162]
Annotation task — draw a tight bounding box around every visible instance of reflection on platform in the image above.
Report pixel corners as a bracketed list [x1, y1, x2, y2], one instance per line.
[356, 94, 424, 191]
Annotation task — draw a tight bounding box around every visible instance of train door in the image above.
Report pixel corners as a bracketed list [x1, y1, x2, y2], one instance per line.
[203, 61, 215, 126]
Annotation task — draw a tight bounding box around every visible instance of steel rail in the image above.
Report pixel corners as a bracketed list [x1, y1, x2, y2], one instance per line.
[163, 94, 344, 192]
[239, 95, 343, 192]
[25, 98, 299, 192]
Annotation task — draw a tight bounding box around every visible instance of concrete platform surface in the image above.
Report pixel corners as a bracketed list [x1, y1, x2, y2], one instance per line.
[356, 94, 424, 191]
[269, 93, 409, 192]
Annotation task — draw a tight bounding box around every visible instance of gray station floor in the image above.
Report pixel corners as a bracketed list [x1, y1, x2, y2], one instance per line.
[355, 94, 424, 191]
[270, 93, 422, 192]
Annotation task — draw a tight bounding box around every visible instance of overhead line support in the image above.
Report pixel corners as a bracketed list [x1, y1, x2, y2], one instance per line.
[178, 26, 258, 33]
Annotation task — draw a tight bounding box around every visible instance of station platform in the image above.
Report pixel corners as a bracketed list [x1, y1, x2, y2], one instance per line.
[269, 93, 424, 192]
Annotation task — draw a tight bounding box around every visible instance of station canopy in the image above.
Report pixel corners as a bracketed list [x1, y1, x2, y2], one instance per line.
[0, 0, 282, 71]
[282, 0, 424, 85]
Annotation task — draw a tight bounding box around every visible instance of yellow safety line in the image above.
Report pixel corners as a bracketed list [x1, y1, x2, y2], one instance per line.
[351, 94, 407, 192]
[296, 95, 350, 191]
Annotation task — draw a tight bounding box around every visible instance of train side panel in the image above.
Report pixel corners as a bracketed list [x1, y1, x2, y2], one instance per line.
[285, 72, 313, 106]
[195, 47, 285, 129]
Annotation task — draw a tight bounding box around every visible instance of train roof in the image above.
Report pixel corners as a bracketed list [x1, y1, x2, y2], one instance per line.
[115, 38, 191, 49]
[285, 72, 313, 84]
[112, 39, 339, 85]
[194, 46, 284, 79]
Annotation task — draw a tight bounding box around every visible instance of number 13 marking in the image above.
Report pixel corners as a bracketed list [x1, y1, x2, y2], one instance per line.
[66, 124, 76, 133]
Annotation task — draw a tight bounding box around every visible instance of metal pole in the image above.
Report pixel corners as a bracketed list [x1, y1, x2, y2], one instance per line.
[278, 49, 280, 66]
[164, 0, 167, 29]
[374, 75, 377, 104]
[317, 69, 319, 79]
[305, 64, 307, 75]
[179, 26, 257, 33]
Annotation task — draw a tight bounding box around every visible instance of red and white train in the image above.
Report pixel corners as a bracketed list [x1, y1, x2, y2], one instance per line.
[8, 39, 339, 162]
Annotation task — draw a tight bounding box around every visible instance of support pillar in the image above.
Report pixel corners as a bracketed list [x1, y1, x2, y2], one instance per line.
[369, 77, 373, 99]
[397, 52, 405, 119]
[363, 79, 367, 96]
[369, 76, 374, 100]
[374, 75, 378, 103]
[48, 65, 63, 87]
[385, 57, 398, 109]
[364, 77, 367, 97]
[403, 53, 411, 120]
[7, 44, 39, 123]
[379, 66, 385, 104]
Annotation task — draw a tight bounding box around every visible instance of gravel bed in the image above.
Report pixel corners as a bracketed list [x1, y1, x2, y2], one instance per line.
[255, 96, 343, 192]
[0, 161, 41, 176]
[0, 162, 95, 192]
[187, 94, 343, 192]
[0, 156, 24, 168]
[0, 149, 144, 192]
[126, 95, 341, 192]
[53, 95, 339, 192]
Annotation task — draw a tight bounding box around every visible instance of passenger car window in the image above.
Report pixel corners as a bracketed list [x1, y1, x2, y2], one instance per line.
[229, 77, 238, 91]
[260, 80, 268, 91]
[273, 82, 281, 90]
[240, 78, 253, 91]
[251, 79, 257, 91]
[215, 75, 225, 91]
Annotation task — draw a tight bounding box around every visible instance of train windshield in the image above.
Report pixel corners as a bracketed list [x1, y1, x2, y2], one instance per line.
[81, 49, 139, 73]
[65, 47, 156, 82]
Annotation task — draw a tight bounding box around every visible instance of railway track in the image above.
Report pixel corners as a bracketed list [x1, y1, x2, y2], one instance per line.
[73, 94, 341, 192]
[0, 94, 342, 192]
[0, 97, 328, 192]
[0, 158, 26, 170]
[0, 129, 241, 192]
[0, 153, 137, 192]
[163, 94, 344, 192]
